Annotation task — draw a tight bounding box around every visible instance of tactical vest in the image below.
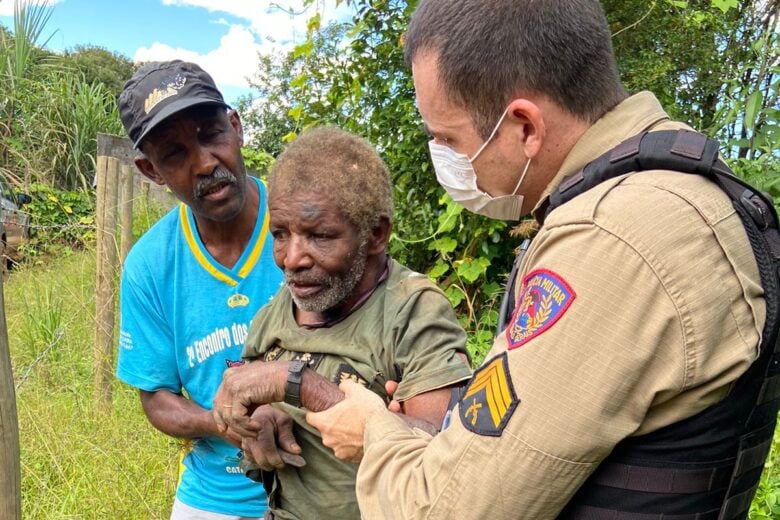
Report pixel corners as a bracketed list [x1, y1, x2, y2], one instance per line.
[499, 130, 780, 519]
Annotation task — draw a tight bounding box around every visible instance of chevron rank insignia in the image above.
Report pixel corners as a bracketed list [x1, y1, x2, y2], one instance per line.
[459, 353, 519, 436]
[506, 269, 576, 350]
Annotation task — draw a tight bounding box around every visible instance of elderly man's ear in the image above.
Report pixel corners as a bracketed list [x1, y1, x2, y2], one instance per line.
[367, 216, 392, 256]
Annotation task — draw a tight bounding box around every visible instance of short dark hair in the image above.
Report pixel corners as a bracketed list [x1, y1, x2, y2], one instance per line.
[268, 127, 393, 234]
[404, 0, 627, 138]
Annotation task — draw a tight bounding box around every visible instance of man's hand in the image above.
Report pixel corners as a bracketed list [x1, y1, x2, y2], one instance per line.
[241, 405, 306, 470]
[306, 380, 386, 463]
[220, 424, 245, 449]
[385, 380, 402, 413]
[213, 361, 287, 436]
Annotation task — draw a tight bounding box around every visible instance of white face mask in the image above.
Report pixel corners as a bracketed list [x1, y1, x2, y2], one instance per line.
[428, 107, 531, 221]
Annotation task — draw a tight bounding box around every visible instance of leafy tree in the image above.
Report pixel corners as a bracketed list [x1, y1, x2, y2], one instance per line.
[605, 0, 778, 180]
[60, 45, 135, 100]
[238, 22, 352, 157]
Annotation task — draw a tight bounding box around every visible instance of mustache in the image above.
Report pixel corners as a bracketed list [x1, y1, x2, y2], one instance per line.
[284, 270, 331, 286]
[193, 167, 237, 198]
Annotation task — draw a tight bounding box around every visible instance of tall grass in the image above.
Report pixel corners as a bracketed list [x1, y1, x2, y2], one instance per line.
[6, 202, 177, 517]
[7, 251, 178, 518]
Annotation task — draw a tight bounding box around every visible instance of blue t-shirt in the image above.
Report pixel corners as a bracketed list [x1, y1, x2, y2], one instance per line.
[117, 177, 282, 517]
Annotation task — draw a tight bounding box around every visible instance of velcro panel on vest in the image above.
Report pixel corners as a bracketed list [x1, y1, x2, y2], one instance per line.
[548, 130, 720, 213]
[588, 463, 732, 494]
[561, 504, 721, 520]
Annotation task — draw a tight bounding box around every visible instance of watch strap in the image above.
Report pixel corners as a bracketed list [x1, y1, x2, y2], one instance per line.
[284, 359, 307, 408]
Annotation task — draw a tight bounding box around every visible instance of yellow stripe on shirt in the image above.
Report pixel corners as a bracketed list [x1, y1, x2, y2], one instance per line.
[237, 203, 270, 279]
[180, 204, 238, 287]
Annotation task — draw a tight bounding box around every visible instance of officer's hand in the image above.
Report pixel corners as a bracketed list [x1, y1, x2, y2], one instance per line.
[213, 361, 286, 437]
[306, 380, 386, 464]
[241, 405, 305, 470]
[385, 380, 403, 413]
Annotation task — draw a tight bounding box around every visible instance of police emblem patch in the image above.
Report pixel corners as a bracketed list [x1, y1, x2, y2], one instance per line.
[506, 269, 575, 350]
[459, 353, 519, 436]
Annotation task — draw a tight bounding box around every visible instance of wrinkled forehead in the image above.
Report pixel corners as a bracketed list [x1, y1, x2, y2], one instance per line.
[269, 188, 353, 226]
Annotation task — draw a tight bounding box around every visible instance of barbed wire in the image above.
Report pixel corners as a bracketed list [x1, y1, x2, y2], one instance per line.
[27, 222, 96, 232]
[14, 290, 100, 391]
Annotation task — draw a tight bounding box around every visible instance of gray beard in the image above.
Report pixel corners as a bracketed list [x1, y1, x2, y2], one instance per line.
[287, 242, 368, 313]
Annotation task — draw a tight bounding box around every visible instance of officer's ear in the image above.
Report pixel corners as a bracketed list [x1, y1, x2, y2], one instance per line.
[505, 98, 545, 160]
[366, 216, 391, 256]
[134, 156, 165, 186]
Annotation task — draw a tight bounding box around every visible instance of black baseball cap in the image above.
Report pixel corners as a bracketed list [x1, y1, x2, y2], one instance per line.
[118, 60, 228, 148]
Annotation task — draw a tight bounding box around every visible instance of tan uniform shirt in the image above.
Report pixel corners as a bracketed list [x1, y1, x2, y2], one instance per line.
[355, 92, 766, 519]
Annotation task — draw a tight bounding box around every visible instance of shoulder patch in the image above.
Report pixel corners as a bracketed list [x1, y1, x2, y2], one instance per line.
[506, 269, 576, 350]
[459, 353, 519, 436]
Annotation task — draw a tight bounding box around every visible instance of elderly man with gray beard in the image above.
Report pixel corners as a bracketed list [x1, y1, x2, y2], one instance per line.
[215, 127, 472, 520]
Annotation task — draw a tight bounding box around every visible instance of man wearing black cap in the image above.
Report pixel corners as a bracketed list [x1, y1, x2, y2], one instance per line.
[115, 60, 287, 519]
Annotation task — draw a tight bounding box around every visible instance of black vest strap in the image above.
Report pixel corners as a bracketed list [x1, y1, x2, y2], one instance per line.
[530, 130, 780, 520]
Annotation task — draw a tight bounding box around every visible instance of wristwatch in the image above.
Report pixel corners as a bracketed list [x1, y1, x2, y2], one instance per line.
[284, 359, 307, 408]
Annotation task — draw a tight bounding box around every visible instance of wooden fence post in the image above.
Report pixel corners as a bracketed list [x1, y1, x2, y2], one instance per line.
[120, 164, 134, 264]
[94, 155, 120, 410]
[93, 133, 139, 412]
[141, 181, 150, 206]
[0, 251, 22, 518]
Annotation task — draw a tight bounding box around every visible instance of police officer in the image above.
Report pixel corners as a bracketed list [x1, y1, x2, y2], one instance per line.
[303, 0, 779, 518]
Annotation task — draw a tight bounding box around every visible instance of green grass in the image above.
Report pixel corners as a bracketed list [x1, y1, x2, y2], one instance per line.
[6, 250, 178, 519]
[4, 248, 780, 518]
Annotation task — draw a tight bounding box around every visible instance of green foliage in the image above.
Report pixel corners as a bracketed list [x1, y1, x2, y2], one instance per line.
[241, 148, 275, 178]
[60, 44, 135, 100]
[131, 187, 168, 242]
[604, 0, 779, 199]
[0, 2, 127, 189]
[24, 70, 124, 189]
[750, 424, 780, 519]
[18, 183, 95, 263]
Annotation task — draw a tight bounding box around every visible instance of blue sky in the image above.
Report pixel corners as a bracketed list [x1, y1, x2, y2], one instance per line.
[0, 0, 352, 104]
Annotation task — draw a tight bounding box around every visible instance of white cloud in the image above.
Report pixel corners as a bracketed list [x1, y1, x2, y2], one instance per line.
[160, 0, 352, 45]
[132, 0, 353, 97]
[0, 0, 64, 18]
[134, 24, 264, 90]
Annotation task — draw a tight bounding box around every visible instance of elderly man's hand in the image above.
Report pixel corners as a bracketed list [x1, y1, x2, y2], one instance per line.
[213, 361, 287, 436]
[241, 405, 305, 470]
[306, 380, 386, 463]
